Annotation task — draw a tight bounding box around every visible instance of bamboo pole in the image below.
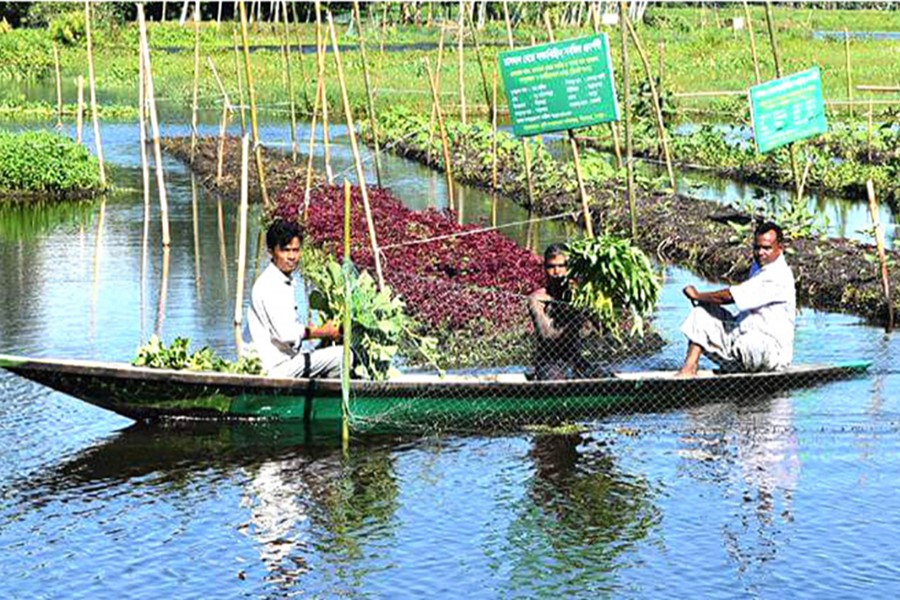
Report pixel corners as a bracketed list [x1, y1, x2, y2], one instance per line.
[380, 2, 388, 56]
[238, 0, 270, 207]
[544, 14, 594, 238]
[624, 14, 675, 191]
[75, 76, 84, 144]
[427, 25, 447, 164]
[328, 12, 385, 291]
[621, 0, 636, 240]
[84, 1, 106, 187]
[304, 77, 322, 207]
[280, 0, 298, 161]
[457, 1, 467, 125]
[502, 0, 537, 209]
[464, 6, 492, 118]
[232, 27, 247, 135]
[425, 58, 455, 210]
[866, 179, 894, 333]
[53, 44, 63, 129]
[190, 0, 201, 163]
[207, 56, 232, 183]
[491, 69, 499, 190]
[341, 178, 353, 446]
[234, 134, 251, 357]
[868, 98, 874, 162]
[844, 27, 854, 118]
[138, 4, 171, 248]
[764, 1, 800, 192]
[588, 7, 622, 169]
[742, 0, 761, 85]
[315, 3, 334, 184]
[353, 0, 383, 187]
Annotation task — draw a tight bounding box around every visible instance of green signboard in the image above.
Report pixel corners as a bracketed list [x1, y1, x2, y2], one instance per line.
[749, 67, 828, 153]
[499, 34, 619, 137]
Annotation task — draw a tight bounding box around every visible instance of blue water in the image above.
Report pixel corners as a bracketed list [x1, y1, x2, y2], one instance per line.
[1, 118, 899, 598]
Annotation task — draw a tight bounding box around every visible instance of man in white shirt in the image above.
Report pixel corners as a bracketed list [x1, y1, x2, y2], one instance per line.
[677, 222, 796, 376]
[248, 220, 344, 379]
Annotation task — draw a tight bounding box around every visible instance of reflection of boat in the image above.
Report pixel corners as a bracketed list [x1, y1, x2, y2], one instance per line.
[0, 353, 871, 428]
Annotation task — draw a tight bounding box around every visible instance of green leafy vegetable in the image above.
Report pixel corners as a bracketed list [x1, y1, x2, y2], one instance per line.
[133, 335, 262, 375]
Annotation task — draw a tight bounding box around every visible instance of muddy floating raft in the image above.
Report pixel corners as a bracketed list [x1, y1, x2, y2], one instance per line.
[0, 353, 871, 430]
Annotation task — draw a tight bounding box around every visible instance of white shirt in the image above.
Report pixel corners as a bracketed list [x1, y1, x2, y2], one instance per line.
[729, 253, 796, 366]
[247, 262, 307, 372]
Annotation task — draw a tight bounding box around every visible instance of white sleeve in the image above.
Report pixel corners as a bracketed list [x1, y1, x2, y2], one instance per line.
[730, 271, 792, 312]
[259, 284, 306, 350]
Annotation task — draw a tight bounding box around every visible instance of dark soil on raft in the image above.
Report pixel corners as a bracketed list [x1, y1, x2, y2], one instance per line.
[380, 131, 900, 328]
[161, 136, 322, 204]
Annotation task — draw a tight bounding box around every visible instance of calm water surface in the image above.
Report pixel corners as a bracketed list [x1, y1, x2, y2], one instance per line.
[1, 120, 899, 598]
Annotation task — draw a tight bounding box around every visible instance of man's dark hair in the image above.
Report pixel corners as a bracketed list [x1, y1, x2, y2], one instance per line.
[755, 221, 784, 244]
[266, 220, 303, 251]
[544, 243, 568, 263]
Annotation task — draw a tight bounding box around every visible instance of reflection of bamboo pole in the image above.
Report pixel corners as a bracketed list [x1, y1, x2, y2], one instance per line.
[138, 5, 171, 247]
[84, 1, 106, 187]
[502, 1, 537, 209]
[425, 58, 454, 210]
[457, 1, 467, 125]
[217, 197, 230, 294]
[544, 15, 593, 238]
[92, 198, 106, 339]
[427, 26, 446, 164]
[491, 69, 498, 190]
[190, 1, 201, 163]
[191, 174, 202, 298]
[235, 134, 251, 357]
[207, 56, 231, 183]
[867, 180, 894, 333]
[304, 77, 322, 207]
[742, 0, 761, 85]
[354, 0, 383, 187]
[281, 0, 298, 161]
[341, 178, 352, 446]
[53, 44, 63, 129]
[232, 27, 247, 135]
[155, 247, 171, 338]
[139, 49, 150, 342]
[844, 27, 854, 118]
[328, 12, 385, 291]
[76, 76, 84, 144]
[238, 0, 270, 207]
[624, 14, 675, 191]
[621, 1, 636, 240]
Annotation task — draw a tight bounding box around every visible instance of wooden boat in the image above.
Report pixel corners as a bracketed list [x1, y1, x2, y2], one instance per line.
[0, 353, 871, 430]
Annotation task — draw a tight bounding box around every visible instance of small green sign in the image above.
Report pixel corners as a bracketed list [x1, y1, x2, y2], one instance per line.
[749, 67, 828, 154]
[499, 35, 619, 137]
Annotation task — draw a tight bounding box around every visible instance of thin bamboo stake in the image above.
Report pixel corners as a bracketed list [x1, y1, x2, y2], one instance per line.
[304, 77, 322, 207]
[232, 27, 247, 135]
[502, 0, 537, 209]
[427, 25, 447, 164]
[238, 0, 271, 207]
[624, 14, 675, 191]
[464, 6, 492, 118]
[315, 3, 334, 184]
[84, 1, 106, 187]
[328, 11, 385, 291]
[425, 58, 455, 210]
[868, 98, 874, 162]
[491, 69, 499, 190]
[380, 2, 388, 56]
[589, 9, 622, 169]
[53, 44, 63, 129]
[190, 0, 201, 163]
[742, 0, 761, 85]
[621, 0, 636, 240]
[75, 76, 84, 144]
[138, 4, 171, 248]
[844, 27, 854, 118]
[866, 179, 894, 333]
[341, 178, 352, 446]
[457, 1, 467, 125]
[544, 14, 593, 238]
[217, 0, 224, 29]
[207, 56, 232, 183]
[280, 0, 298, 161]
[234, 133, 251, 357]
[764, 1, 800, 192]
[353, 0, 383, 187]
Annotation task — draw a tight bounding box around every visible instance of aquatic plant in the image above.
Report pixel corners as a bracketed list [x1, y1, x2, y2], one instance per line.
[133, 335, 262, 375]
[0, 130, 104, 195]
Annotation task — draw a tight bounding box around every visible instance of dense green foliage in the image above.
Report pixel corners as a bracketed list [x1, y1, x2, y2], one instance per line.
[0, 130, 103, 194]
[302, 249, 439, 381]
[133, 335, 262, 374]
[567, 235, 661, 338]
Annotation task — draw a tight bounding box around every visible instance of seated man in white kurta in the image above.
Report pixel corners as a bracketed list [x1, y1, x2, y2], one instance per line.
[248, 220, 344, 379]
[677, 221, 796, 376]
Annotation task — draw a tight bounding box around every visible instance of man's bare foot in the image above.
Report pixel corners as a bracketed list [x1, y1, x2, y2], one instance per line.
[675, 366, 698, 378]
